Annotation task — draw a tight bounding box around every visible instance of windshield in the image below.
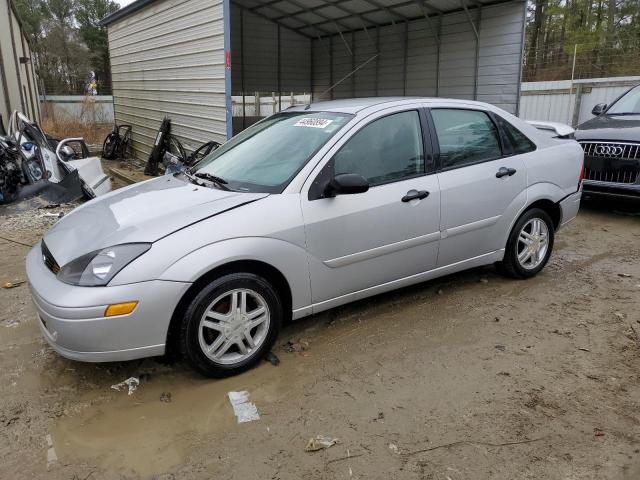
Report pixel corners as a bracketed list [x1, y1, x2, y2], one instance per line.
[607, 85, 640, 115]
[190, 111, 353, 193]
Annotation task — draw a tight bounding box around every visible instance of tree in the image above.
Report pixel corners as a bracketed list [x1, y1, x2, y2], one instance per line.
[523, 0, 640, 81]
[75, 0, 119, 93]
[14, 0, 120, 95]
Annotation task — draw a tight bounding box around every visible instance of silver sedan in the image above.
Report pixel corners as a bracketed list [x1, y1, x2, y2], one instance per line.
[26, 98, 584, 377]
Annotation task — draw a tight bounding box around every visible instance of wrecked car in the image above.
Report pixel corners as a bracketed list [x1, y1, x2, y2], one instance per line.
[5, 111, 111, 204]
[26, 98, 583, 378]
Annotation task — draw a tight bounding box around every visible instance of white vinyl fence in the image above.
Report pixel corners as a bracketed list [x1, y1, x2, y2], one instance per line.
[518, 76, 640, 126]
[40, 95, 115, 123]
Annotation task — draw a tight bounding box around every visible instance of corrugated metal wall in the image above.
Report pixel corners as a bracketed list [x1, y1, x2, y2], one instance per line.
[311, 1, 525, 114]
[230, 4, 311, 132]
[107, 0, 226, 161]
[0, 0, 40, 125]
[519, 77, 640, 126]
[230, 4, 311, 94]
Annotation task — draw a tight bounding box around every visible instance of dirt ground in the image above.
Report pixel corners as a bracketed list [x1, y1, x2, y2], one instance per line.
[1, 199, 639, 480]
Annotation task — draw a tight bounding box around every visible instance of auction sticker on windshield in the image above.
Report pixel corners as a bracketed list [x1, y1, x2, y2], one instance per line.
[294, 118, 334, 128]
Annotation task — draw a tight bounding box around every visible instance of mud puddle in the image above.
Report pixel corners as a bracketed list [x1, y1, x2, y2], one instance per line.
[51, 355, 307, 477]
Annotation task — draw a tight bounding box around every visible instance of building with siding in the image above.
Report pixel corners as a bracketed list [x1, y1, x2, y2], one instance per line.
[0, 0, 41, 129]
[101, 0, 527, 162]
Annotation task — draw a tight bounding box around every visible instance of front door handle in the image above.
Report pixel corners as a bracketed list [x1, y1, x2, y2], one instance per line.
[402, 190, 429, 202]
[496, 167, 517, 178]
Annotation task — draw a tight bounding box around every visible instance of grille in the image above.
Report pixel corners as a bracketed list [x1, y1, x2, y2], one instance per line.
[583, 168, 639, 184]
[581, 142, 640, 159]
[41, 241, 60, 274]
[580, 141, 640, 184]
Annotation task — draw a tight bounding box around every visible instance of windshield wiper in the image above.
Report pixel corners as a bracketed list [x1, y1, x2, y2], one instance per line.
[192, 172, 230, 190]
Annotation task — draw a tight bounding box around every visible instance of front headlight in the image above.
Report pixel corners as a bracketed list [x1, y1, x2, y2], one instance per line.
[57, 243, 151, 286]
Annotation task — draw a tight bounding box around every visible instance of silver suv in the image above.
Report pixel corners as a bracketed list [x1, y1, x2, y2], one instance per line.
[27, 98, 584, 377]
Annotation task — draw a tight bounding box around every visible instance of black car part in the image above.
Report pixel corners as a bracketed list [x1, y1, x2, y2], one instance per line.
[162, 138, 221, 174]
[145, 117, 172, 176]
[102, 124, 132, 160]
[147, 117, 220, 176]
[0, 136, 22, 204]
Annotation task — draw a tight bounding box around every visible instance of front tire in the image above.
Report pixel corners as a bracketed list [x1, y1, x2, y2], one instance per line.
[179, 273, 282, 377]
[498, 208, 555, 279]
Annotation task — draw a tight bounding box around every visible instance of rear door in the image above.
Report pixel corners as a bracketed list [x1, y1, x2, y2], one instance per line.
[429, 108, 529, 267]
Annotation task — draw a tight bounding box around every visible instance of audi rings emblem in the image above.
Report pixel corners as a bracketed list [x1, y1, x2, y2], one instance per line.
[595, 145, 624, 156]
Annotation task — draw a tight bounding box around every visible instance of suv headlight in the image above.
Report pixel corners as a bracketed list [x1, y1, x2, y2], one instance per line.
[57, 243, 151, 286]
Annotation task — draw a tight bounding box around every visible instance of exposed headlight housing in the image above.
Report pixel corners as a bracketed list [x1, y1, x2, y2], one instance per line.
[57, 243, 151, 286]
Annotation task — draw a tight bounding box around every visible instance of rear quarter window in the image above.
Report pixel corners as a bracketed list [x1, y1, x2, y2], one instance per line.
[494, 116, 537, 155]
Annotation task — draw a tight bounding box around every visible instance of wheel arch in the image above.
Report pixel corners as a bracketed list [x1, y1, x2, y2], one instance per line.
[165, 259, 293, 359]
[525, 198, 561, 230]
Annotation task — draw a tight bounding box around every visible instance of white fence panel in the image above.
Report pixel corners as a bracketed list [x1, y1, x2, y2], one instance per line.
[519, 76, 640, 126]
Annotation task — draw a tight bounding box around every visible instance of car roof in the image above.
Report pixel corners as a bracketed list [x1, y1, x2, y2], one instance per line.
[286, 96, 491, 114]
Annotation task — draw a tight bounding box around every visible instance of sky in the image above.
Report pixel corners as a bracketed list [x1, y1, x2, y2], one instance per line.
[117, 0, 136, 7]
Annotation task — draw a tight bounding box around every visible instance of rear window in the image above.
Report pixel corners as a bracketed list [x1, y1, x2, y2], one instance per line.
[431, 109, 502, 170]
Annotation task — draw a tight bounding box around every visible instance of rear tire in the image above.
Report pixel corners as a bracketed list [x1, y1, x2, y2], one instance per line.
[179, 273, 282, 377]
[497, 208, 555, 279]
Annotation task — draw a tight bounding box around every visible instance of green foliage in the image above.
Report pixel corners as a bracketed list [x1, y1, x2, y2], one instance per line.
[524, 0, 640, 81]
[14, 0, 119, 95]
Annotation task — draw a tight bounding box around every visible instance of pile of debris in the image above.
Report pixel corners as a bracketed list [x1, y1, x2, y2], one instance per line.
[0, 204, 76, 236]
[0, 111, 112, 211]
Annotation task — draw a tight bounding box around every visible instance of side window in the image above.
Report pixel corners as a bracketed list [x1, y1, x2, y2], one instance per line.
[431, 109, 502, 170]
[333, 111, 425, 186]
[495, 115, 536, 155]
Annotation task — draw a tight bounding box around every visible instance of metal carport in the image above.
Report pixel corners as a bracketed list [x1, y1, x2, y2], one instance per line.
[102, 0, 526, 162]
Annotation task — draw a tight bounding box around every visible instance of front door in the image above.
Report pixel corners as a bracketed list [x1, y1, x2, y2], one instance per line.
[301, 108, 441, 308]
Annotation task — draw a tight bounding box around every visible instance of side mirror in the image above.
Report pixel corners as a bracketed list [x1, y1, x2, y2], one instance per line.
[325, 173, 369, 197]
[591, 103, 607, 116]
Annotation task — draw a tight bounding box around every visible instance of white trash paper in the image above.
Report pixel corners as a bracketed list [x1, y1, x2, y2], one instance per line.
[228, 390, 260, 423]
[111, 377, 140, 395]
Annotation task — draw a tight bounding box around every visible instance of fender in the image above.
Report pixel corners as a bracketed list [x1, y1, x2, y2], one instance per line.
[500, 181, 567, 249]
[158, 236, 312, 317]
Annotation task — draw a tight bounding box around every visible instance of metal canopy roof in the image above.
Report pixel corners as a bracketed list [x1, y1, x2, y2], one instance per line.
[233, 0, 517, 37]
[101, 0, 519, 33]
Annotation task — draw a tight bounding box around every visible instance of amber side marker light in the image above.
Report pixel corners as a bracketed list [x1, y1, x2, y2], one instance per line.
[105, 301, 138, 317]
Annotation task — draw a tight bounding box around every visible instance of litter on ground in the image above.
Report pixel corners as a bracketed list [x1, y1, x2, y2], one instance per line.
[111, 377, 140, 395]
[228, 391, 260, 423]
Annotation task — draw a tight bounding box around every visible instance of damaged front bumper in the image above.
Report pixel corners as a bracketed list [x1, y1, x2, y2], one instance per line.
[26, 243, 190, 362]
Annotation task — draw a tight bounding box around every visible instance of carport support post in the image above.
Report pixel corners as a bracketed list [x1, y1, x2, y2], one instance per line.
[571, 83, 583, 127]
[351, 31, 356, 98]
[403, 21, 408, 96]
[461, 1, 480, 100]
[223, 0, 233, 139]
[277, 25, 281, 112]
[329, 35, 334, 100]
[375, 26, 380, 96]
[436, 15, 442, 96]
[240, 6, 246, 130]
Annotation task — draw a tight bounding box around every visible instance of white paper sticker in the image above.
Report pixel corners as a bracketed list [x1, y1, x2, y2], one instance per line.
[294, 118, 334, 129]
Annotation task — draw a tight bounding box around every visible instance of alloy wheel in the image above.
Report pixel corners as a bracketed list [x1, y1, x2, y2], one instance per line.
[198, 288, 270, 365]
[516, 218, 549, 270]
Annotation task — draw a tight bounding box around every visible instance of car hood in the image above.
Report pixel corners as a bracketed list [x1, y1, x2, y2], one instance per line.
[43, 175, 268, 266]
[576, 114, 640, 141]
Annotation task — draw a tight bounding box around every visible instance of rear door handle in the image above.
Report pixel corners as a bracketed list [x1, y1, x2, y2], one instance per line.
[402, 190, 429, 202]
[496, 167, 517, 178]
